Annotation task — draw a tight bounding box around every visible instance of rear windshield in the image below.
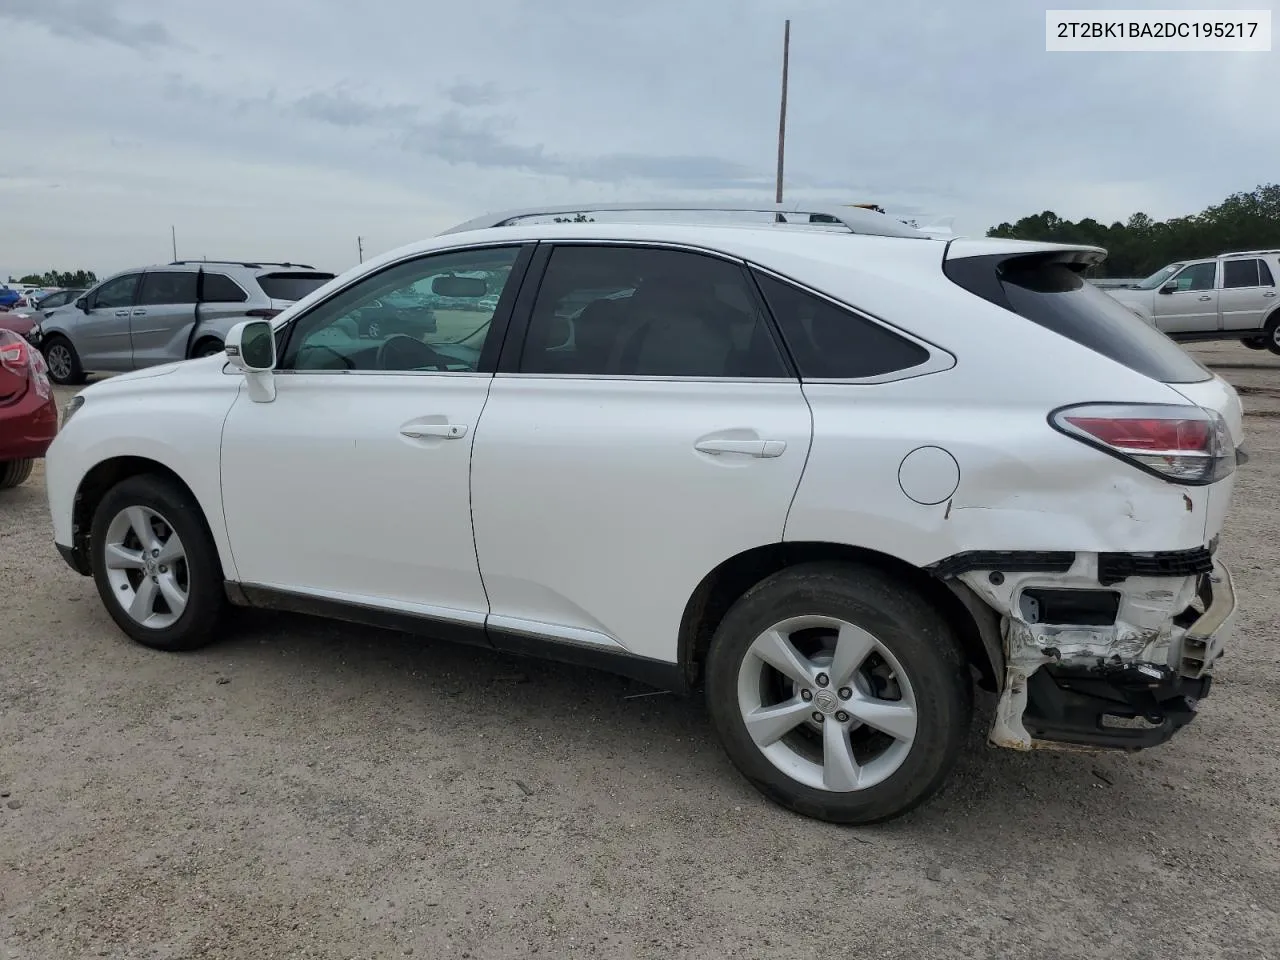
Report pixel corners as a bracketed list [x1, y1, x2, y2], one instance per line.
[947, 254, 1211, 384]
[256, 272, 335, 301]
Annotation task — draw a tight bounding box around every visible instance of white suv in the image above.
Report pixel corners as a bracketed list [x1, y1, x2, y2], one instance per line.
[45, 203, 1243, 824]
[1106, 250, 1280, 352]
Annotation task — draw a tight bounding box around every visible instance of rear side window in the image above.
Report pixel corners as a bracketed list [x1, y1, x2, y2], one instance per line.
[948, 255, 1210, 384]
[1222, 259, 1260, 288]
[753, 272, 930, 379]
[256, 272, 335, 301]
[201, 273, 248, 303]
[138, 271, 198, 305]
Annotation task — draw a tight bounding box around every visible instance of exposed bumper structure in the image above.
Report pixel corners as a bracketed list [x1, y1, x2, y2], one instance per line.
[945, 551, 1235, 752]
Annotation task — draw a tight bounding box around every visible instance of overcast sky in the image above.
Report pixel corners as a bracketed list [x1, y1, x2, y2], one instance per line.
[1, 0, 1276, 279]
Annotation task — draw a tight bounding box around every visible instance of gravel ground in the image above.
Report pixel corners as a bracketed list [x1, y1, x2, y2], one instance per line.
[2, 344, 1278, 960]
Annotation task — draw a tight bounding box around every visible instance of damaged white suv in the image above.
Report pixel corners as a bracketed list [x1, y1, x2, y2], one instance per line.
[44, 203, 1243, 825]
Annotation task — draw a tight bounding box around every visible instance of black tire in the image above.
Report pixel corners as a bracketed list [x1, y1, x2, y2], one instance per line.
[42, 335, 86, 385]
[1264, 313, 1280, 356]
[89, 473, 226, 651]
[0, 459, 34, 489]
[705, 562, 972, 825]
[192, 338, 224, 359]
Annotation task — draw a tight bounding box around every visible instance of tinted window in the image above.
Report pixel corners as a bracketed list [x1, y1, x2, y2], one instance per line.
[1261, 259, 1276, 286]
[257, 272, 335, 301]
[754, 273, 930, 379]
[280, 246, 521, 373]
[92, 274, 140, 309]
[200, 273, 248, 303]
[1172, 262, 1216, 292]
[992, 259, 1209, 384]
[138, 271, 198, 305]
[1223, 259, 1261, 288]
[519, 245, 788, 378]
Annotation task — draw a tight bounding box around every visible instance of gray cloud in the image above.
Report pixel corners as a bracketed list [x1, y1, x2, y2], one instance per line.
[0, 0, 176, 49]
[444, 80, 504, 107]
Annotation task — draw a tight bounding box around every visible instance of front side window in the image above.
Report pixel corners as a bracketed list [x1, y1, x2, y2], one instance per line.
[92, 274, 140, 309]
[138, 272, 198, 306]
[1170, 262, 1216, 292]
[279, 246, 522, 373]
[518, 245, 789, 378]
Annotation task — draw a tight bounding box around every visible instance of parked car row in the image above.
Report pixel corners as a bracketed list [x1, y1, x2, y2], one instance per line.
[38, 202, 1243, 825]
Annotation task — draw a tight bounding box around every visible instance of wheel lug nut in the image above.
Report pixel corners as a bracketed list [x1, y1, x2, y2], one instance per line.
[800, 689, 813, 702]
[152, 549, 160, 557]
[835, 711, 850, 723]
[811, 712, 824, 724]
[815, 673, 829, 687]
[838, 687, 852, 700]
[158, 565, 167, 574]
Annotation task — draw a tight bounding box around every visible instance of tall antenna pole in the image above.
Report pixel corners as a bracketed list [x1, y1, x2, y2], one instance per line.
[171, 225, 177, 261]
[357, 236, 364, 263]
[774, 19, 791, 211]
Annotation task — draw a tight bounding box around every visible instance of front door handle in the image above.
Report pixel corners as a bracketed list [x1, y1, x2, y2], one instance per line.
[1198, 295, 1212, 301]
[695, 439, 786, 458]
[114, 310, 131, 317]
[132, 309, 147, 316]
[401, 423, 468, 440]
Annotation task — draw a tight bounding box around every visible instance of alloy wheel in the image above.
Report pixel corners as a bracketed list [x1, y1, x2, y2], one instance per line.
[102, 505, 190, 629]
[45, 343, 72, 381]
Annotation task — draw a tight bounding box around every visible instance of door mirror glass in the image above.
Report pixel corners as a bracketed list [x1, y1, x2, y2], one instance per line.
[76, 296, 88, 312]
[225, 319, 276, 371]
[1160, 279, 1178, 294]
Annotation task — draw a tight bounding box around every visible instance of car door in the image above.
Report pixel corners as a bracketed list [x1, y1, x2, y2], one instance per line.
[1151, 260, 1219, 334]
[131, 270, 198, 367]
[219, 242, 531, 631]
[76, 273, 141, 369]
[1219, 257, 1277, 332]
[469, 243, 813, 664]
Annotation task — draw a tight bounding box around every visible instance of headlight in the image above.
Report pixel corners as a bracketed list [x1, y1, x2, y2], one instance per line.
[62, 394, 85, 426]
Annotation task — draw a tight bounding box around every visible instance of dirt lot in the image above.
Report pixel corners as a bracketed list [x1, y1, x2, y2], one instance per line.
[2, 344, 1278, 960]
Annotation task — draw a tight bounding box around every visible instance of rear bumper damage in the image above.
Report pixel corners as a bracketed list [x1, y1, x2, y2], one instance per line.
[942, 549, 1234, 751]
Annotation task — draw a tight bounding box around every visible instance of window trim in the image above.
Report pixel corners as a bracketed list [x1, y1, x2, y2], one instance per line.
[747, 264, 956, 384]
[496, 239, 798, 382]
[271, 241, 535, 377]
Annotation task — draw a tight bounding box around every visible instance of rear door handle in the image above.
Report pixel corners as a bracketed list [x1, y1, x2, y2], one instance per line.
[695, 439, 786, 458]
[401, 423, 468, 440]
[132, 309, 147, 316]
[1198, 295, 1212, 301]
[114, 310, 131, 317]
[1264, 292, 1277, 298]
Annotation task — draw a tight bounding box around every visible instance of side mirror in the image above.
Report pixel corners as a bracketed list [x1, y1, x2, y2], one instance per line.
[76, 297, 88, 312]
[1160, 280, 1179, 294]
[224, 319, 277, 402]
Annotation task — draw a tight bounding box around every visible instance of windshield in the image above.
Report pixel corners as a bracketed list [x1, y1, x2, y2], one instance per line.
[1134, 263, 1184, 290]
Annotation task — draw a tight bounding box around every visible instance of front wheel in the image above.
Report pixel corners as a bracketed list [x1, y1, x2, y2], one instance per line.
[89, 474, 227, 651]
[705, 562, 972, 825]
[0, 459, 34, 489]
[42, 336, 86, 385]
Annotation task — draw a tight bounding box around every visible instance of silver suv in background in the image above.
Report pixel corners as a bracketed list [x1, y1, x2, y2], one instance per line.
[1105, 249, 1280, 354]
[31, 260, 335, 384]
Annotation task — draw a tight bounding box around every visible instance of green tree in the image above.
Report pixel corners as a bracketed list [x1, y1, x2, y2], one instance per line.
[987, 184, 1280, 277]
[16, 269, 97, 288]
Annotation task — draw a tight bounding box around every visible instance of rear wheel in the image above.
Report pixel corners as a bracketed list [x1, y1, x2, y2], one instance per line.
[1265, 313, 1280, 356]
[0, 459, 34, 489]
[42, 336, 86, 385]
[192, 338, 224, 359]
[705, 562, 972, 825]
[89, 474, 226, 651]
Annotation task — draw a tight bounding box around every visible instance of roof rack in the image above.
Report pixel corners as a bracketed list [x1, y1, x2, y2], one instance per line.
[437, 202, 931, 240]
[1218, 249, 1280, 259]
[168, 260, 317, 269]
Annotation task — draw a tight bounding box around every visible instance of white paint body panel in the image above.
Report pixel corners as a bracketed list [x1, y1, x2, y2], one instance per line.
[219, 372, 492, 617]
[470, 377, 812, 660]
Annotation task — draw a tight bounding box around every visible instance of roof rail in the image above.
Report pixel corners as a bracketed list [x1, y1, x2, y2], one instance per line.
[168, 260, 317, 269]
[437, 202, 931, 240]
[1217, 249, 1280, 259]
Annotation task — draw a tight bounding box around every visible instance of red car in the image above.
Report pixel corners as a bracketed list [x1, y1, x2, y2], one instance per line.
[0, 309, 37, 340]
[0, 328, 58, 489]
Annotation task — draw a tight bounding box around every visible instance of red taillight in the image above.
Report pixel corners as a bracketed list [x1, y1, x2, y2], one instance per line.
[0, 330, 52, 399]
[245, 309, 282, 320]
[1051, 403, 1234, 485]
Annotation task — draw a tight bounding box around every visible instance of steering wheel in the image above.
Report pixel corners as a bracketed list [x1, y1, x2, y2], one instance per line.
[375, 334, 452, 371]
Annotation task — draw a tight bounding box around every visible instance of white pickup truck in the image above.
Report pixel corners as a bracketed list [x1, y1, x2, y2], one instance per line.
[1106, 249, 1280, 354]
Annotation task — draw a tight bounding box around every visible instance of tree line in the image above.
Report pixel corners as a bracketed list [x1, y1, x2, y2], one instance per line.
[11, 270, 98, 288]
[987, 183, 1280, 278]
